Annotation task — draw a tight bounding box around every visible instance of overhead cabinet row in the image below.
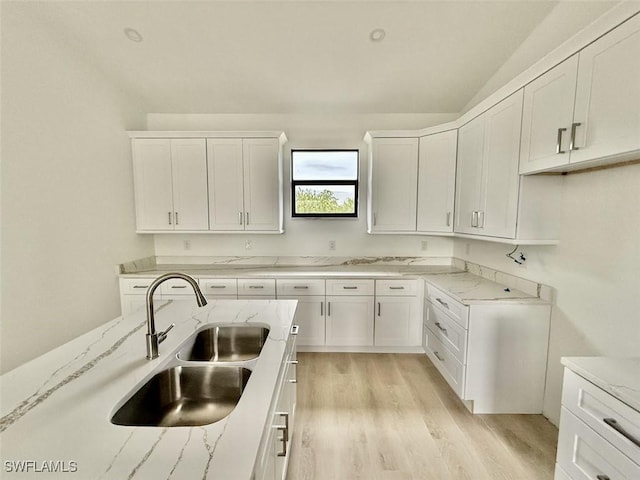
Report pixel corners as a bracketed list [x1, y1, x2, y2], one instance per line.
[131, 134, 285, 233]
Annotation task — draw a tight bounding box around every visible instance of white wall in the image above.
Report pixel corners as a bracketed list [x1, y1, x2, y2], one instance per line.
[453, 163, 640, 425]
[148, 113, 457, 259]
[1, 5, 155, 373]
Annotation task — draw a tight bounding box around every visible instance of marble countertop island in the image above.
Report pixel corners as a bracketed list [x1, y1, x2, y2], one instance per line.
[0, 299, 297, 479]
[561, 356, 640, 412]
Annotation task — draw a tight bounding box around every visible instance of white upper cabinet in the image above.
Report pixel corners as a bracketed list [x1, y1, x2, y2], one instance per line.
[520, 14, 640, 174]
[519, 55, 579, 174]
[368, 137, 419, 232]
[455, 90, 523, 239]
[132, 138, 208, 232]
[208, 137, 282, 232]
[571, 14, 640, 166]
[417, 130, 457, 233]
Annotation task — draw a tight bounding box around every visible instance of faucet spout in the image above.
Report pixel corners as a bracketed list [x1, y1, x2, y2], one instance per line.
[145, 272, 208, 360]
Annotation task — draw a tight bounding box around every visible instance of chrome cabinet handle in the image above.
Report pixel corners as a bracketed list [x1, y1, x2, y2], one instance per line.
[293, 286, 309, 289]
[603, 418, 640, 448]
[287, 360, 299, 365]
[327, 302, 331, 316]
[471, 211, 478, 227]
[320, 302, 324, 316]
[569, 122, 581, 151]
[377, 302, 381, 316]
[434, 322, 448, 334]
[209, 285, 226, 289]
[389, 286, 405, 290]
[596, 475, 610, 480]
[446, 211, 451, 227]
[556, 127, 567, 154]
[168, 212, 172, 225]
[436, 298, 449, 309]
[343, 286, 358, 290]
[274, 413, 289, 457]
[133, 285, 150, 289]
[245, 212, 249, 225]
[238, 211, 243, 225]
[175, 212, 179, 225]
[434, 351, 444, 362]
[248, 285, 264, 289]
[478, 210, 484, 228]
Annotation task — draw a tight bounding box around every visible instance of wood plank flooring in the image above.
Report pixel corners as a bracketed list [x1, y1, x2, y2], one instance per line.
[286, 353, 558, 480]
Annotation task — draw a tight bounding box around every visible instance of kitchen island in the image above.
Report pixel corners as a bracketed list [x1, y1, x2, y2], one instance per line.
[0, 298, 297, 479]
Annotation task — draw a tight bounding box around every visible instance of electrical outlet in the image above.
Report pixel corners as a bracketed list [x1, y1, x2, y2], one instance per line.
[329, 240, 336, 251]
[183, 240, 191, 251]
[421, 240, 428, 251]
[245, 240, 252, 250]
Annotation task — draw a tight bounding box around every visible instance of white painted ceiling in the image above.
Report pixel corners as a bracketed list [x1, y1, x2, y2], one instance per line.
[15, 1, 621, 114]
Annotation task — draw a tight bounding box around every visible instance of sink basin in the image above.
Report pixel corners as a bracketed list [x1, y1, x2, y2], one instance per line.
[111, 365, 251, 427]
[177, 325, 270, 362]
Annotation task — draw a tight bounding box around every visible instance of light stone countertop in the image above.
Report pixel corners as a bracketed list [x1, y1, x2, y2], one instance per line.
[0, 299, 297, 479]
[120, 256, 547, 305]
[561, 357, 640, 413]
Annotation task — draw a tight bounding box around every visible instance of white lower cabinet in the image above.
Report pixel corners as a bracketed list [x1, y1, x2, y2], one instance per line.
[255, 325, 297, 480]
[277, 279, 326, 347]
[325, 296, 375, 346]
[555, 368, 640, 480]
[374, 279, 421, 347]
[423, 282, 551, 414]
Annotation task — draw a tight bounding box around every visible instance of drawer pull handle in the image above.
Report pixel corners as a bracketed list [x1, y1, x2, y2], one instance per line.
[294, 286, 309, 289]
[343, 286, 358, 290]
[133, 285, 149, 289]
[603, 418, 640, 448]
[556, 127, 567, 154]
[209, 285, 226, 289]
[596, 476, 610, 480]
[389, 286, 405, 290]
[249, 285, 265, 289]
[433, 351, 445, 362]
[171, 285, 187, 289]
[434, 322, 448, 334]
[436, 298, 449, 309]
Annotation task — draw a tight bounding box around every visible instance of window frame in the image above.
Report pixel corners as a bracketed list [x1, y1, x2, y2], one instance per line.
[290, 149, 359, 218]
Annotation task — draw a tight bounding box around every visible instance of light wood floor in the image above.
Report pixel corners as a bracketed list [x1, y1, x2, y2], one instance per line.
[287, 353, 558, 480]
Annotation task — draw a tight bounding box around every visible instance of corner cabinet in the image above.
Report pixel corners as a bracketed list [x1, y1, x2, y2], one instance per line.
[520, 14, 640, 174]
[455, 90, 562, 244]
[129, 131, 286, 234]
[132, 138, 209, 231]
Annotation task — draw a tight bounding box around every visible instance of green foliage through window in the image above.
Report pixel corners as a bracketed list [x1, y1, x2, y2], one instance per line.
[295, 188, 355, 214]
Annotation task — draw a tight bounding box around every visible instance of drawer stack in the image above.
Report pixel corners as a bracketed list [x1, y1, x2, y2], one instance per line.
[555, 369, 640, 479]
[423, 284, 469, 398]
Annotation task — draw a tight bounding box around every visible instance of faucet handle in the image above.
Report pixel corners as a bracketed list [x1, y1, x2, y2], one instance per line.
[158, 323, 175, 343]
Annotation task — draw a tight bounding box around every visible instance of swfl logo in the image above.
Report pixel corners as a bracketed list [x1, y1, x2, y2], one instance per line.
[4, 460, 78, 473]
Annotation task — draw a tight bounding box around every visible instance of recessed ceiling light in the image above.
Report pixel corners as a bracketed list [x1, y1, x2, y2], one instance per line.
[124, 27, 143, 43]
[369, 28, 386, 42]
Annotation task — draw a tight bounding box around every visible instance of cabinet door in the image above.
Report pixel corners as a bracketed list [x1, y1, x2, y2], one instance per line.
[480, 90, 523, 238]
[207, 139, 245, 231]
[132, 139, 174, 231]
[519, 55, 578, 174]
[375, 296, 420, 346]
[170, 139, 209, 230]
[325, 296, 374, 346]
[243, 138, 281, 231]
[279, 296, 325, 346]
[454, 117, 484, 234]
[369, 138, 418, 232]
[571, 14, 640, 164]
[417, 131, 457, 232]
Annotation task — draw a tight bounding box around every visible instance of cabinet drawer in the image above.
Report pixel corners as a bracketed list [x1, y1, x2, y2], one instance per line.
[120, 277, 157, 294]
[425, 283, 468, 328]
[277, 279, 325, 296]
[424, 329, 466, 399]
[326, 279, 374, 296]
[238, 278, 276, 296]
[160, 277, 200, 295]
[376, 279, 418, 296]
[557, 407, 640, 480]
[200, 278, 238, 296]
[425, 300, 468, 364]
[562, 369, 640, 463]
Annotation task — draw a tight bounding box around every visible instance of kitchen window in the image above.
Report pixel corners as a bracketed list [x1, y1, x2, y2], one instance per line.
[291, 150, 359, 218]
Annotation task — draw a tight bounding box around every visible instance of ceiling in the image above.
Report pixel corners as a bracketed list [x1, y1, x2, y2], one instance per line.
[7, 1, 622, 114]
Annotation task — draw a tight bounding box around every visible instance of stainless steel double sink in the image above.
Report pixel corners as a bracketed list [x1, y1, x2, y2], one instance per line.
[111, 325, 269, 427]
